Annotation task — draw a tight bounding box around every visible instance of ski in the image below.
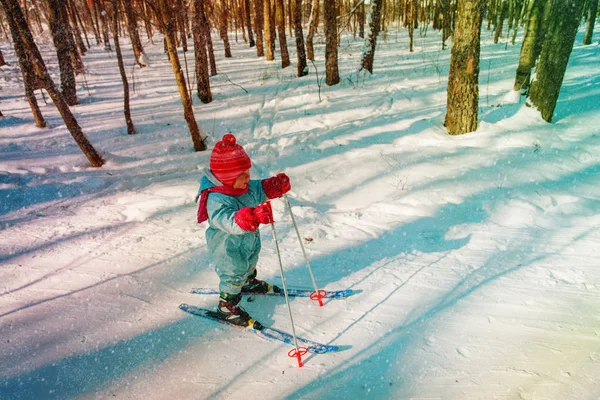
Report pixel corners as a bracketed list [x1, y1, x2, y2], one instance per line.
[190, 287, 357, 299]
[179, 303, 340, 354]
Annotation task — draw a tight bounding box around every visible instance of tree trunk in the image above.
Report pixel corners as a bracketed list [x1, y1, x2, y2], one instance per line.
[0, 47, 5, 66]
[445, 0, 484, 135]
[219, 0, 232, 57]
[583, 0, 598, 44]
[158, 0, 206, 151]
[111, 0, 135, 135]
[324, 0, 339, 85]
[493, 0, 508, 44]
[358, 1, 365, 38]
[275, 0, 290, 68]
[192, 0, 212, 103]
[81, 0, 101, 45]
[95, 0, 111, 50]
[529, 0, 585, 122]
[264, 0, 275, 60]
[294, 0, 307, 76]
[306, 0, 319, 60]
[122, 0, 146, 67]
[513, 0, 551, 92]
[141, 0, 154, 43]
[198, 0, 217, 75]
[408, 0, 414, 52]
[244, 0, 255, 47]
[6, 10, 46, 127]
[253, 0, 265, 56]
[46, 0, 78, 105]
[1, 0, 104, 166]
[362, 0, 383, 73]
[66, 0, 87, 56]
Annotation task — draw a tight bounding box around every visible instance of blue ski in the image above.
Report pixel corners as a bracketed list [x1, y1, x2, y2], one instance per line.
[191, 287, 357, 299]
[179, 303, 341, 354]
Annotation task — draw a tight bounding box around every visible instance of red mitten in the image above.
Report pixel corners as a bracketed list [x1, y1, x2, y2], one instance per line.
[262, 173, 291, 199]
[276, 173, 291, 195]
[253, 202, 274, 224]
[234, 207, 259, 232]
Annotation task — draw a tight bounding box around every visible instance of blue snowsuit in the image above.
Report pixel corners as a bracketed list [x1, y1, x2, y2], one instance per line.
[199, 170, 267, 295]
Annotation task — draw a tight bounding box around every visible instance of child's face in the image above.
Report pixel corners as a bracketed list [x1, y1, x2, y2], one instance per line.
[232, 169, 251, 189]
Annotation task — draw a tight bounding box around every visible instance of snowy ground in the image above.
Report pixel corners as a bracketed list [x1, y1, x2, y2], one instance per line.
[1, 23, 600, 400]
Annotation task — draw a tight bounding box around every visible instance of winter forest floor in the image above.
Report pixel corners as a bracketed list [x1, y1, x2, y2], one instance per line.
[1, 23, 600, 400]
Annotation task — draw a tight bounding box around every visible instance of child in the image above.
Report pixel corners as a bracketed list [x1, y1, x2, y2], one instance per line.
[197, 133, 291, 327]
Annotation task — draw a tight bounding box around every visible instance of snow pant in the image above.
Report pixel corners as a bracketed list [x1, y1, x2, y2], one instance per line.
[206, 227, 262, 295]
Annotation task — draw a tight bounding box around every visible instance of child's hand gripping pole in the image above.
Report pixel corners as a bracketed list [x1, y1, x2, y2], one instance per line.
[265, 201, 307, 367]
[283, 194, 327, 307]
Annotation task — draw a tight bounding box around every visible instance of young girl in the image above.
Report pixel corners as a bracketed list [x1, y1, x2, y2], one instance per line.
[197, 134, 291, 327]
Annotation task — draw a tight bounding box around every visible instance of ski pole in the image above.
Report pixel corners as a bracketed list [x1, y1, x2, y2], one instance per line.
[265, 201, 307, 367]
[283, 194, 327, 306]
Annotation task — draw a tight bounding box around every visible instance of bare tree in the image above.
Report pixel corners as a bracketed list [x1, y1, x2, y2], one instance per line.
[361, 0, 383, 73]
[445, 0, 484, 135]
[192, 0, 212, 103]
[111, 0, 135, 134]
[583, 0, 598, 45]
[45, 0, 78, 105]
[275, 0, 290, 68]
[253, 0, 265, 56]
[1, 0, 104, 166]
[122, 0, 147, 67]
[263, 0, 275, 60]
[529, 0, 585, 122]
[324, 0, 339, 85]
[306, 0, 319, 61]
[218, 0, 232, 57]
[294, 0, 307, 76]
[243, 0, 254, 47]
[155, 0, 207, 151]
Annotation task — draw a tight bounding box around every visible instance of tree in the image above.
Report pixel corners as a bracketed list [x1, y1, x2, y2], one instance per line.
[156, 0, 207, 151]
[253, 0, 265, 57]
[192, 0, 212, 103]
[1, 0, 104, 167]
[583, 0, 598, 45]
[243, 0, 254, 47]
[513, 0, 552, 92]
[218, 0, 232, 57]
[6, 8, 46, 128]
[0, 47, 5, 66]
[263, 0, 275, 60]
[275, 0, 290, 68]
[529, 0, 585, 122]
[111, 0, 135, 135]
[324, 0, 339, 85]
[294, 0, 308, 77]
[122, 0, 147, 67]
[45, 0, 78, 106]
[361, 0, 383, 73]
[306, 0, 319, 61]
[445, 0, 484, 135]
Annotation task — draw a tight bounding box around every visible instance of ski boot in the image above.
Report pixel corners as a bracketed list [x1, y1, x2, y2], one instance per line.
[241, 270, 281, 294]
[215, 292, 262, 330]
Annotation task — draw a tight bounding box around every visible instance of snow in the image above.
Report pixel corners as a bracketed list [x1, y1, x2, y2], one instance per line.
[1, 23, 600, 400]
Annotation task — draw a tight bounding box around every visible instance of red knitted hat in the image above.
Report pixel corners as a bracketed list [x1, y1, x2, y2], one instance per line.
[210, 134, 252, 186]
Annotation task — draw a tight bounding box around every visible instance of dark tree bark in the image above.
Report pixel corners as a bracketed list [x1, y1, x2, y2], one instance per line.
[157, 0, 206, 151]
[513, 0, 551, 92]
[46, 0, 78, 105]
[362, 0, 383, 73]
[493, 0, 508, 44]
[324, 0, 339, 85]
[122, 0, 146, 67]
[94, 0, 111, 50]
[66, 0, 87, 55]
[0, 47, 5, 66]
[5, 10, 46, 127]
[253, 0, 265, 56]
[244, 0, 255, 47]
[197, 0, 217, 75]
[81, 0, 101, 45]
[192, 0, 212, 103]
[294, 0, 307, 76]
[111, 0, 135, 135]
[583, 0, 598, 44]
[1, 0, 104, 166]
[445, 0, 484, 135]
[529, 0, 586, 122]
[219, 0, 232, 57]
[263, 0, 275, 60]
[275, 0, 290, 68]
[306, 0, 319, 60]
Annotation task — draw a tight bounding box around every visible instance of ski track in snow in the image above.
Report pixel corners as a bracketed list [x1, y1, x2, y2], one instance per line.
[1, 24, 600, 400]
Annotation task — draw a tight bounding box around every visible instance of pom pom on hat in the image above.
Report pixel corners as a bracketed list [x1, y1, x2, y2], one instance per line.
[210, 134, 252, 186]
